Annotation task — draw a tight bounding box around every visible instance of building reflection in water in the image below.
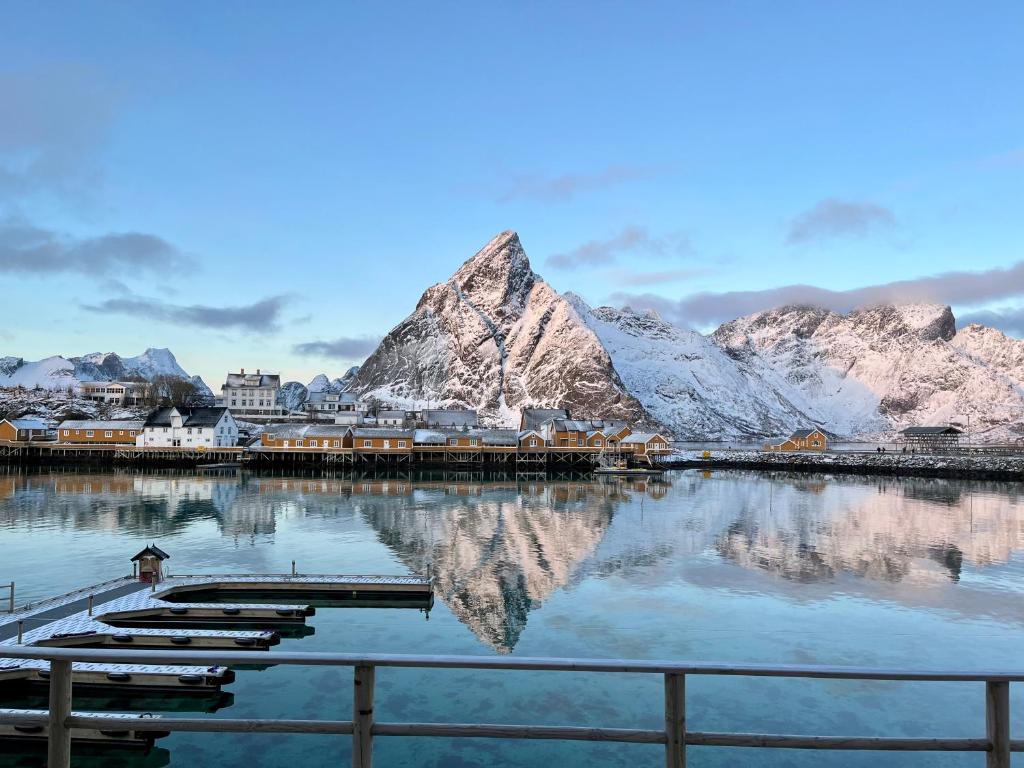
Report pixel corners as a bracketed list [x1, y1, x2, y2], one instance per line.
[2, 467, 1023, 650]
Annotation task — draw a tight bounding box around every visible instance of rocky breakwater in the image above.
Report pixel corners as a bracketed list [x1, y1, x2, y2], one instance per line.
[664, 450, 1024, 480]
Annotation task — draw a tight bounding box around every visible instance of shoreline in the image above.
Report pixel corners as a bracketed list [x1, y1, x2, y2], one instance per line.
[662, 450, 1024, 481]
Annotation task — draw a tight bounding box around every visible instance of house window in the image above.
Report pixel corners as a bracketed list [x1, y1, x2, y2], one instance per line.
[86, 431, 94, 437]
[296, 440, 304, 447]
[363, 440, 372, 448]
[333, 440, 340, 448]
[104, 431, 113, 438]
[267, 434, 276, 441]
[530, 439, 537, 447]
[397, 440, 406, 448]
[310, 440, 318, 447]
[448, 439, 457, 446]
[118, 431, 124, 436]
[595, 440, 602, 446]
[130, 431, 136, 437]
[63, 430, 70, 436]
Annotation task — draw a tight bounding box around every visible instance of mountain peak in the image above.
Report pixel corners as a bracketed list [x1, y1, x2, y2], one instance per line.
[450, 231, 535, 315]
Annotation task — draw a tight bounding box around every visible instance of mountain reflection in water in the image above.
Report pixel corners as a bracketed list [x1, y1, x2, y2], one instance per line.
[1, 468, 1023, 653]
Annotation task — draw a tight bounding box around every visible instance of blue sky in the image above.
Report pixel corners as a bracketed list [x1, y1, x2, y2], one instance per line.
[2, 1, 1022, 387]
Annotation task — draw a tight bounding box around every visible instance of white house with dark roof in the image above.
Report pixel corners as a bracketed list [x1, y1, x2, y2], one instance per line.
[376, 410, 408, 427]
[307, 391, 367, 423]
[215, 369, 285, 417]
[137, 407, 238, 448]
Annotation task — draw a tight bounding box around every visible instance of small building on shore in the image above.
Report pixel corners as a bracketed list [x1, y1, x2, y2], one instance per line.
[57, 420, 144, 444]
[619, 432, 671, 458]
[420, 409, 479, 429]
[376, 410, 409, 428]
[764, 428, 829, 452]
[352, 427, 414, 453]
[0, 418, 50, 443]
[520, 408, 570, 432]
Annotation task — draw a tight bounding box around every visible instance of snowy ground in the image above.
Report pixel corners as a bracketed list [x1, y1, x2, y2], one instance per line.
[0, 388, 146, 424]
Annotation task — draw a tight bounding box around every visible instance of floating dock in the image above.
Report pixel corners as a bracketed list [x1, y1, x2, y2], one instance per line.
[0, 707, 168, 749]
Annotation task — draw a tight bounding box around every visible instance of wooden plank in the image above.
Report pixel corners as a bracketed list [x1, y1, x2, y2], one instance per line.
[986, 680, 1011, 768]
[373, 723, 665, 743]
[353, 665, 374, 768]
[47, 659, 72, 768]
[686, 732, 990, 750]
[665, 673, 685, 767]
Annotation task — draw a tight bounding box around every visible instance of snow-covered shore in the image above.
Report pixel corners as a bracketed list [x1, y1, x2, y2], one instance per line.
[663, 449, 1024, 480]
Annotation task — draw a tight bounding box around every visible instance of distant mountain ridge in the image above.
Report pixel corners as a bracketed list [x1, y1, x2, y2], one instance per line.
[0, 347, 213, 398]
[345, 231, 1024, 439]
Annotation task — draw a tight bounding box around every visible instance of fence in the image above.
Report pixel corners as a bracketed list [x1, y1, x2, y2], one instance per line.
[0, 646, 1019, 768]
[1, 582, 11, 614]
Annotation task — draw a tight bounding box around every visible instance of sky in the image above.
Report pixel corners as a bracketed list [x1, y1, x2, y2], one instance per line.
[2, 1, 1022, 388]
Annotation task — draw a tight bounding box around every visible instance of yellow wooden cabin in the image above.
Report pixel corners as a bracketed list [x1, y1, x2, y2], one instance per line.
[57, 420, 144, 445]
[764, 428, 828, 452]
[0, 418, 49, 443]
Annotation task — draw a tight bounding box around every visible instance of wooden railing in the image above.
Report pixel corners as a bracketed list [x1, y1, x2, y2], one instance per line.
[0, 647, 1019, 767]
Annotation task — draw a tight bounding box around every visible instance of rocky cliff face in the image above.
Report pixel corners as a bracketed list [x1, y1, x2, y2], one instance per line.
[352, 231, 645, 424]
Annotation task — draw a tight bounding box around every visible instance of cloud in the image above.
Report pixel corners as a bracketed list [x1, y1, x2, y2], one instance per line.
[293, 336, 380, 360]
[0, 67, 118, 201]
[83, 295, 290, 332]
[786, 198, 896, 244]
[546, 226, 691, 269]
[0, 218, 190, 276]
[496, 165, 656, 203]
[611, 260, 1024, 328]
[957, 307, 1024, 337]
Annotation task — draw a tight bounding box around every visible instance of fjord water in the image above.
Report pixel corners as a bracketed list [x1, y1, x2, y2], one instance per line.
[1, 469, 1023, 767]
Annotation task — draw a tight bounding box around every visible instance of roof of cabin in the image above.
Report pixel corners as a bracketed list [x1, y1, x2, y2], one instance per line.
[621, 432, 665, 444]
[521, 408, 570, 431]
[6, 418, 48, 430]
[59, 420, 145, 430]
[262, 423, 352, 439]
[788, 428, 826, 439]
[144, 407, 230, 428]
[422, 409, 479, 427]
[131, 544, 169, 561]
[352, 428, 414, 438]
[900, 426, 963, 435]
[478, 429, 518, 446]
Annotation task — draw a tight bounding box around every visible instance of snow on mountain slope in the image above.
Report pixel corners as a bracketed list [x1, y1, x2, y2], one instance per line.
[570, 297, 814, 438]
[713, 304, 1024, 438]
[0, 348, 204, 393]
[0, 356, 79, 390]
[352, 231, 645, 425]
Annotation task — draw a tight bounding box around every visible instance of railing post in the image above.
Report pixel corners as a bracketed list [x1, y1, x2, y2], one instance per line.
[47, 659, 73, 768]
[7, 581, 13, 613]
[664, 672, 686, 767]
[986, 680, 1010, 768]
[353, 664, 375, 768]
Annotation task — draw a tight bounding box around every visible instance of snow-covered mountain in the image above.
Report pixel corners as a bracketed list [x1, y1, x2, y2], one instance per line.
[0, 347, 210, 396]
[346, 231, 1024, 439]
[279, 381, 309, 411]
[351, 230, 645, 424]
[712, 304, 1024, 439]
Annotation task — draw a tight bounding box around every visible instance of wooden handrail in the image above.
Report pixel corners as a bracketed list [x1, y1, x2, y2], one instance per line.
[0, 647, 1016, 768]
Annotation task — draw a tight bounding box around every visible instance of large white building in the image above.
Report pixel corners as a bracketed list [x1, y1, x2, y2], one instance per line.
[216, 369, 284, 417]
[137, 407, 238, 448]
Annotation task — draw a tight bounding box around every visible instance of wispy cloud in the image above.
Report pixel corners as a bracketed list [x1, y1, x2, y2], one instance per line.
[611, 260, 1024, 329]
[0, 218, 190, 276]
[786, 198, 896, 244]
[83, 295, 290, 332]
[0, 67, 118, 202]
[546, 226, 691, 269]
[496, 165, 657, 203]
[293, 336, 380, 360]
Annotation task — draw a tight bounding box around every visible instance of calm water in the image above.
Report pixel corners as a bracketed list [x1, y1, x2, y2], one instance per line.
[1, 467, 1023, 767]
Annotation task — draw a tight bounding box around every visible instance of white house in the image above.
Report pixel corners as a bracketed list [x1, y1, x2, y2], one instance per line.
[376, 410, 408, 427]
[307, 391, 367, 423]
[215, 369, 284, 417]
[80, 381, 147, 406]
[137, 407, 238, 448]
